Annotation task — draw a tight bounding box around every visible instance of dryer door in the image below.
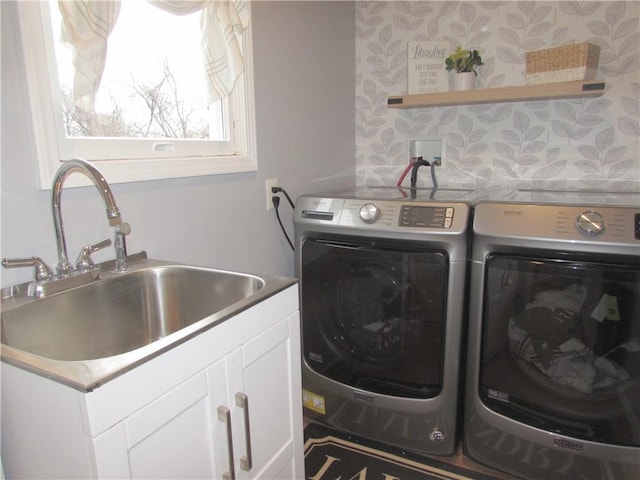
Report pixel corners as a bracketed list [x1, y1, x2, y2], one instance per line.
[479, 253, 640, 447]
[300, 237, 448, 399]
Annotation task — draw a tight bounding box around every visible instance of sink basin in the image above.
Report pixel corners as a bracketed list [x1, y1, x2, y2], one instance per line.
[1, 258, 296, 391]
[2, 265, 264, 361]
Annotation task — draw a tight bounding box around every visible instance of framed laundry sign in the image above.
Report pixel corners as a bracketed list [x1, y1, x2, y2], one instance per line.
[407, 41, 449, 94]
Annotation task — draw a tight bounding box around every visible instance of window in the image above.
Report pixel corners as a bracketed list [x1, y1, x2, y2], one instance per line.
[16, 1, 257, 189]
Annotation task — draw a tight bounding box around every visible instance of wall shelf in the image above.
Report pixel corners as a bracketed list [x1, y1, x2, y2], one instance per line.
[387, 81, 605, 109]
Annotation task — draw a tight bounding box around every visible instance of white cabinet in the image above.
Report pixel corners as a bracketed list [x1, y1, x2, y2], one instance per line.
[1, 285, 303, 479]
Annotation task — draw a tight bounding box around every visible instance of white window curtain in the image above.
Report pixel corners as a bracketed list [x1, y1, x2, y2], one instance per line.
[57, 0, 248, 109]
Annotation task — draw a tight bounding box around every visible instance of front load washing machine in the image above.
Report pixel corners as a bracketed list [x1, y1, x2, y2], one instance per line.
[293, 187, 478, 456]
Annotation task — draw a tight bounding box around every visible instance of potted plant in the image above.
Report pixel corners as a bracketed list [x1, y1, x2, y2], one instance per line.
[445, 47, 483, 90]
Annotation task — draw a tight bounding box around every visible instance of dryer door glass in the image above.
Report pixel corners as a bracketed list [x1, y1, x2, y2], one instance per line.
[479, 254, 640, 447]
[301, 237, 448, 399]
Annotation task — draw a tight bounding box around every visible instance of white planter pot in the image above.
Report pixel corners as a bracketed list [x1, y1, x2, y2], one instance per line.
[453, 72, 475, 91]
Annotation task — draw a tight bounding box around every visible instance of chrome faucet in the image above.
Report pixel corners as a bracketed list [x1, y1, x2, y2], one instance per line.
[52, 158, 126, 276]
[2, 159, 132, 296]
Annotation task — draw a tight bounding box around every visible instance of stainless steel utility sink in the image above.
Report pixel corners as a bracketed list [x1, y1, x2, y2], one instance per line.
[1, 258, 296, 391]
[2, 265, 264, 361]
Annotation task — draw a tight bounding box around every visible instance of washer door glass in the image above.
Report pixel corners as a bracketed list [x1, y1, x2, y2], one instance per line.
[301, 237, 448, 399]
[480, 254, 640, 447]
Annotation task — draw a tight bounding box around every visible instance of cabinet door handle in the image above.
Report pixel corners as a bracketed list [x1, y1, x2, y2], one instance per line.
[217, 405, 235, 480]
[235, 392, 253, 471]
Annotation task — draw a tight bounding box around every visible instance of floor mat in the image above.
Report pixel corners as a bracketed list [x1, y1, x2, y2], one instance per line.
[304, 423, 502, 480]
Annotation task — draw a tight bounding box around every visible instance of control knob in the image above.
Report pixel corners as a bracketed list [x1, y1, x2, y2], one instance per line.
[577, 211, 605, 236]
[359, 203, 380, 224]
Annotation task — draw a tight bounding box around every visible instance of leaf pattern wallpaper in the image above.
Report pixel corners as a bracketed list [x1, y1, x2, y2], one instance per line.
[355, 1, 640, 191]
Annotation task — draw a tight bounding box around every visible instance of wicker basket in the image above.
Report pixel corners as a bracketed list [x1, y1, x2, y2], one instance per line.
[526, 43, 600, 85]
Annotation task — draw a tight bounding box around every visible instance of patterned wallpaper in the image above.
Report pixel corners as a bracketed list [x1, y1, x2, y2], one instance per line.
[355, 1, 640, 191]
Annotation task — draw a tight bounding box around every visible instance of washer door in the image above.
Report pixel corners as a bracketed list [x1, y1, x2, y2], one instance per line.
[300, 237, 448, 399]
[335, 262, 416, 363]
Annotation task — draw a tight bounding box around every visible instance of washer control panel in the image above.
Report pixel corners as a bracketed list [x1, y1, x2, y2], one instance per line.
[354, 203, 455, 228]
[399, 205, 454, 228]
[337, 199, 462, 230]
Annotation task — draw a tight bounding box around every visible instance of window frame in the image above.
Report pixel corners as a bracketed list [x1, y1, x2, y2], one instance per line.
[16, 1, 258, 190]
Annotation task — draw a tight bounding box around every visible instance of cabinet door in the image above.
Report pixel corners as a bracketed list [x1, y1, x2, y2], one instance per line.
[93, 358, 236, 480]
[124, 372, 217, 479]
[238, 314, 303, 479]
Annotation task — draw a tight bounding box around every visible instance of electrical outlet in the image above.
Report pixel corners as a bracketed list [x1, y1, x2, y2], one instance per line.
[266, 178, 279, 210]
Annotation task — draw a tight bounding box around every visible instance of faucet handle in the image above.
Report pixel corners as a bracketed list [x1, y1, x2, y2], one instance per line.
[2, 257, 54, 281]
[75, 238, 112, 272]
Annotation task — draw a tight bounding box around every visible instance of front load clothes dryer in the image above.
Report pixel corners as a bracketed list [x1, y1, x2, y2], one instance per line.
[293, 187, 476, 456]
[464, 193, 640, 480]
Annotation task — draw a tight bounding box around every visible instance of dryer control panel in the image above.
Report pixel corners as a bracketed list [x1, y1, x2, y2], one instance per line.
[474, 202, 640, 248]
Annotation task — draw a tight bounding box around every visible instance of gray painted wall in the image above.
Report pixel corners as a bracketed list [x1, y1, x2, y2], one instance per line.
[0, 1, 356, 288]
